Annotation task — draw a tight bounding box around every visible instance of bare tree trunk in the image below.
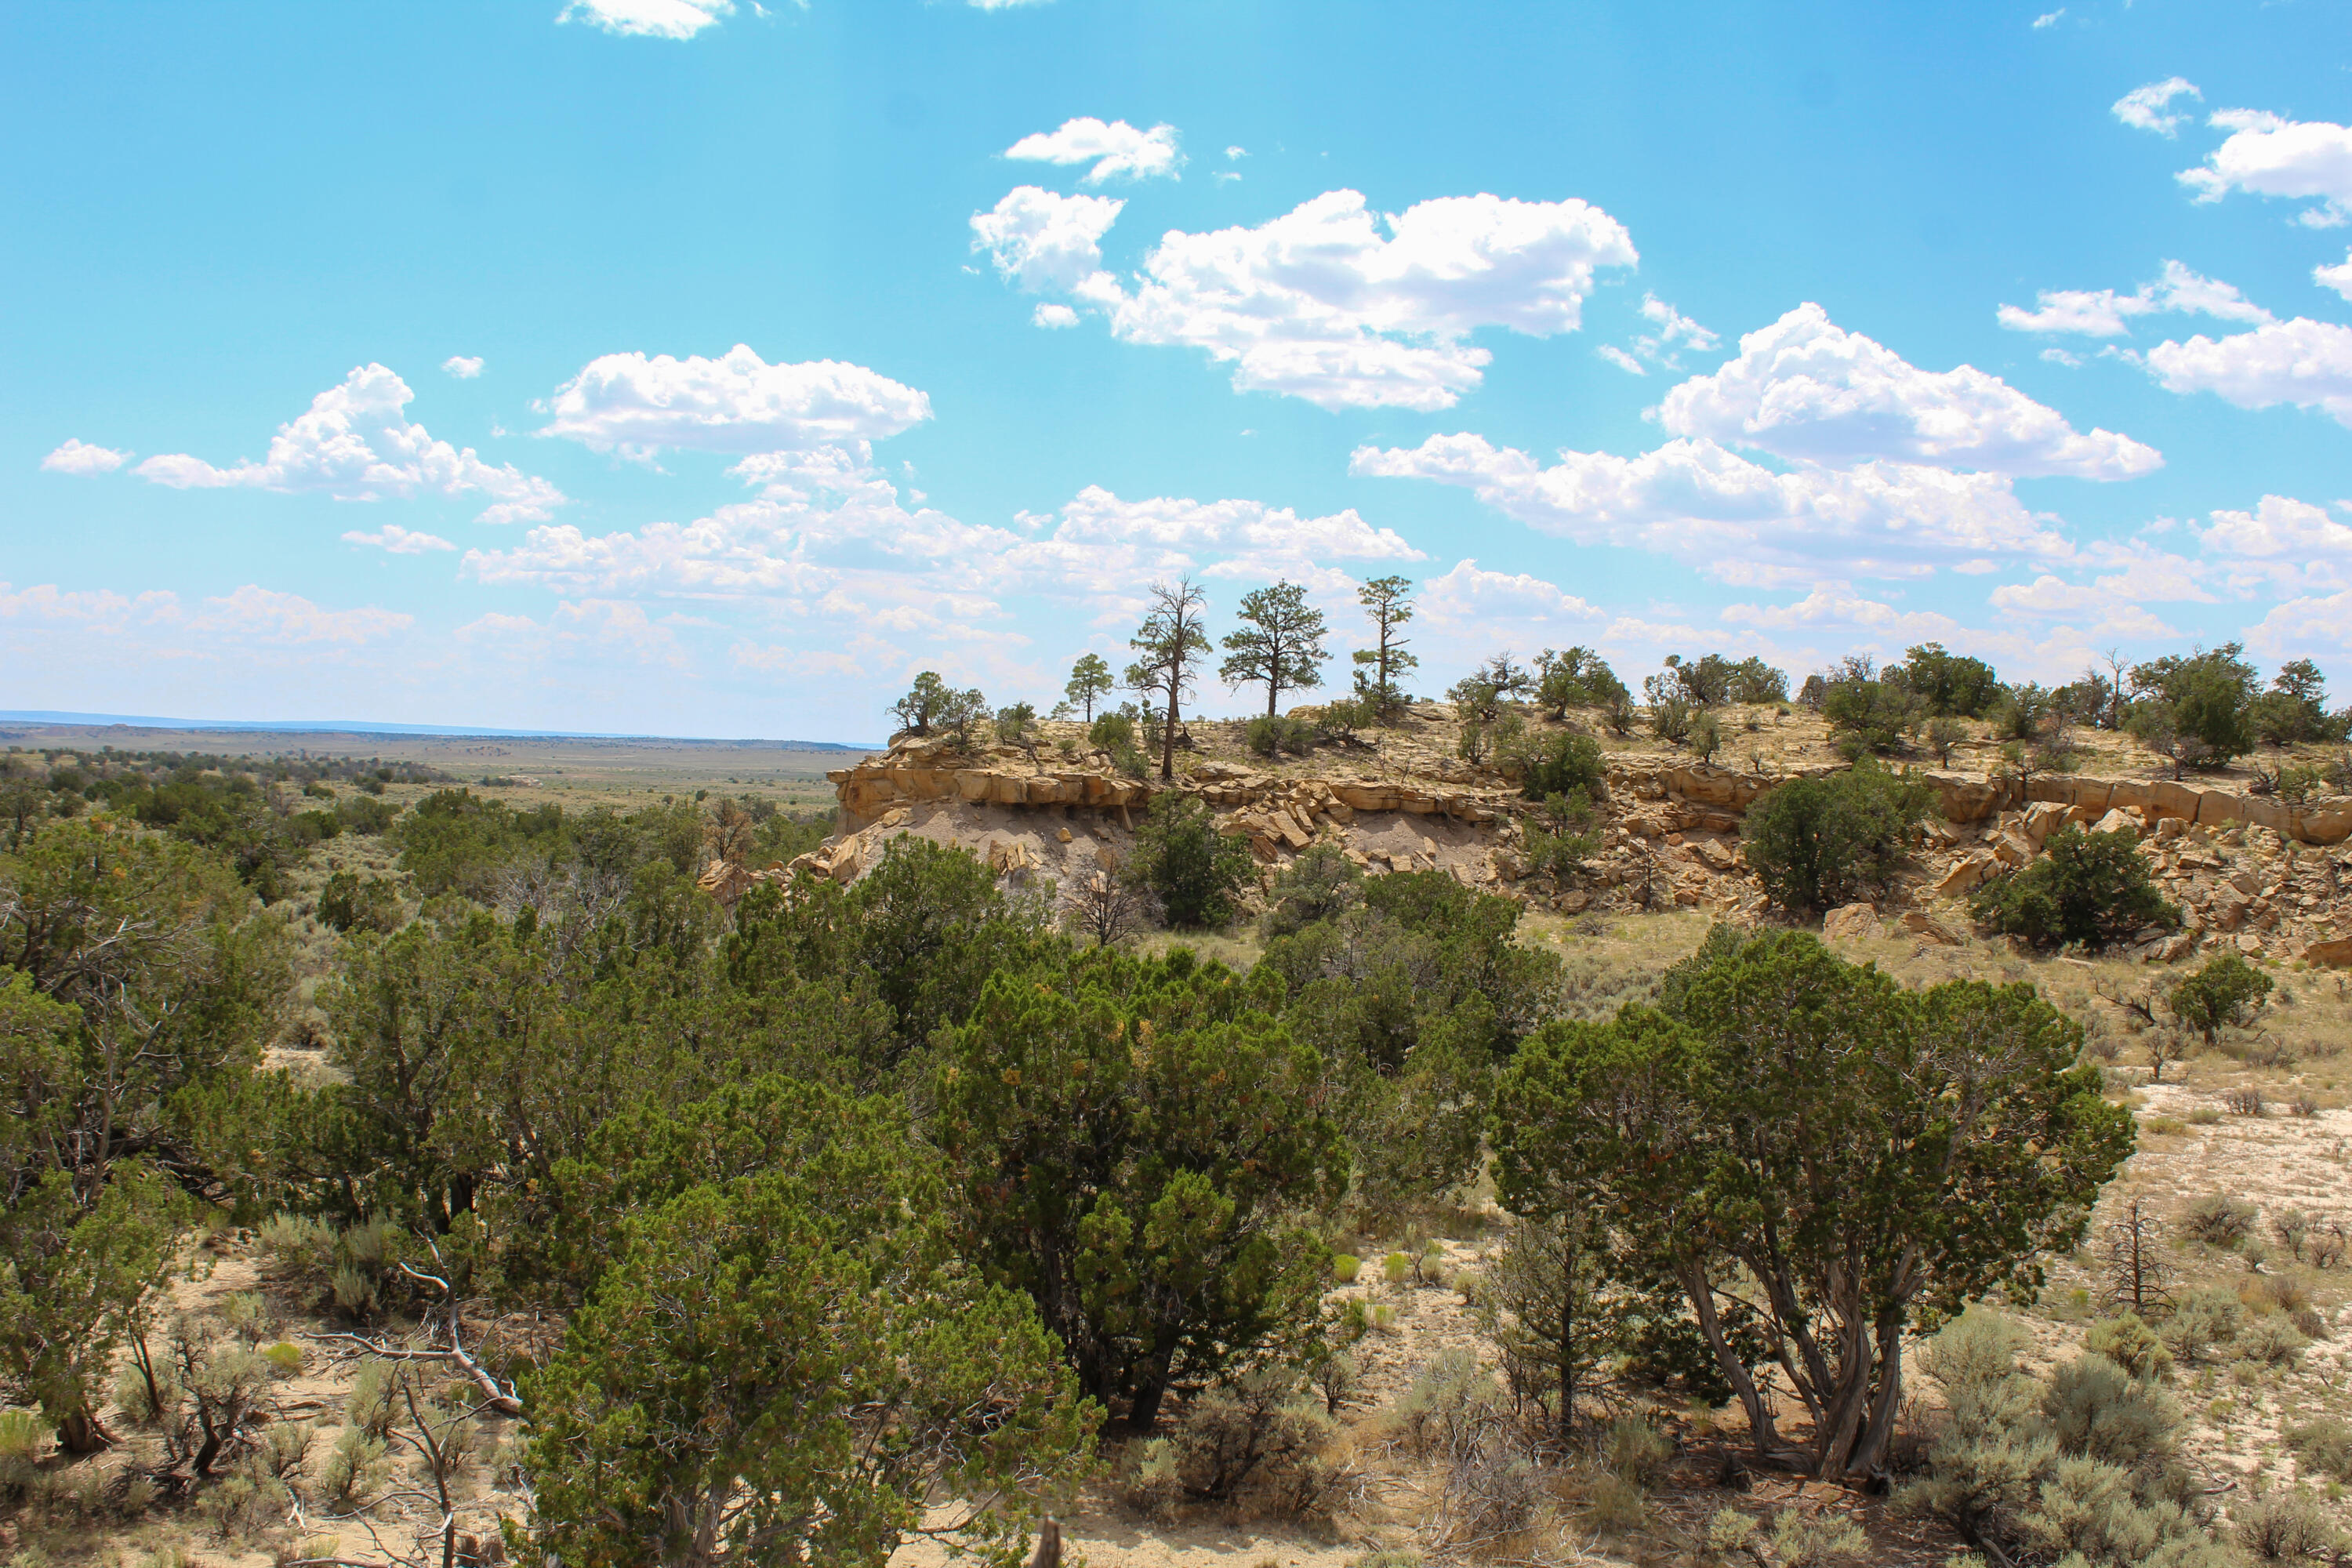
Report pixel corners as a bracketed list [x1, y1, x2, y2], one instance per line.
[1679, 1259, 1788, 1463]
[1846, 1315, 1906, 1480]
[1028, 1518, 1063, 1568]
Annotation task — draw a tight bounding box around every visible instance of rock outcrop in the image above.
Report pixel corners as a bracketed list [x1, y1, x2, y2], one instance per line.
[708, 733, 2352, 967]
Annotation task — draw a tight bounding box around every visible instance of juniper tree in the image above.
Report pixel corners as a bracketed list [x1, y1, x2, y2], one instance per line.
[1492, 930, 2133, 1480]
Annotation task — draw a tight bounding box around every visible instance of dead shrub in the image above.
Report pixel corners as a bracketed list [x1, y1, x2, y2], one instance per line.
[2179, 1193, 2258, 1248]
[2222, 1085, 2266, 1116]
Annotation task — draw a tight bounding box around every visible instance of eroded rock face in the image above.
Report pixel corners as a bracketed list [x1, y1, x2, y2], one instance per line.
[778, 736, 2352, 964]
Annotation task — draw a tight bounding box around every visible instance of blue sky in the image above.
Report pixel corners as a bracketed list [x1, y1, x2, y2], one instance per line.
[6, 0, 2352, 741]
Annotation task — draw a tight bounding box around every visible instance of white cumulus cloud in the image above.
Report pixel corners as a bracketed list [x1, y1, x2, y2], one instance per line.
[1350, 432, 2067, 585]
[538, 345, 931, 458]
[2179, 108, 2352, 227]
[2031, 9, 2064, 28]
[41, 438, 131, 475]
[441, 355, 485, 379]
[1004, 118, 1183, 183]
[557, 0, 731, 38]
[1657, 303, 2160, 478]
[971, 187, 1125, 292]
[1011, 187, 1637, 411]
[343, 524, 457, 554]
[2143, 316, 2352, 427]
[2315, 251, 2352, 303]
[1996, 259, 2273, 336]
[2112, 78, 2200, 137]
[1033, 303, 1080, 329]
[189, 585, 413, 644]
[132, 364, 566, 524]
[1417, 560, 1601, 629]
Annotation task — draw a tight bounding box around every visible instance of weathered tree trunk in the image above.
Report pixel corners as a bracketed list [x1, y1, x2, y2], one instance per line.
[56, 1408, 111, 1454]
[1028, 1517, 1063, 1568]
[1845, 1315, 1906, 1480]
[1558, 1245, 1577, 1445]
[1679, 1259, 1788, 1463]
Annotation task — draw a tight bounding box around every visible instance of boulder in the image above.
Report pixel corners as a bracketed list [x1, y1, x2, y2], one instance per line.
[1902, 911, 1964, 946]
[1992, 832, 2035, 868]
[2091, 808, 2140, 840]
[2021, 801, 2073, 845]
[1820, 902, 1880, 945]
[2303, 935, 2352, 967]
[1933, 851, 2000, 898]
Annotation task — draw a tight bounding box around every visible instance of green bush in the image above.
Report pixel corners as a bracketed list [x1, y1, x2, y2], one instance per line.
[2168, 951, 2273, 1047]
[1740, 763, 1934, 911]
[1333, 1254, 1361, 1283]
[935, 953, 1346, 1427]
[1245, 714, 1317, 758]
[317, 869, 404, 935]
[1822, 677, 1920, 753]
[1261, 844, 1363, 938]
[1515, 731, 1605, 802]
[524, 1134, 1091, 1565]
[1089, 712, 1150, 777]
[1968, 826, 2179, 949]
[1126, 791, 1254, 929]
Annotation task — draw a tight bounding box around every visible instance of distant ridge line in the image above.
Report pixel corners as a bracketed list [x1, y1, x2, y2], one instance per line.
[0, 711, 881, 751]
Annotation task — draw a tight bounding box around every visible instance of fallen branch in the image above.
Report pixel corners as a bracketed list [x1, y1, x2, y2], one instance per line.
[305, 1258, 521, 1418]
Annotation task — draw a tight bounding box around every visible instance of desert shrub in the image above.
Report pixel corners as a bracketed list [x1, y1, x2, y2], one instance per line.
[1140, 1367, 1338, 1516]
[2082, 1315, 2171, 1382]
[2168, 951, 2274, 1047]
[1436, 1446, 1539, 1552]
[1925, 715, 1967, 765]
[1969, 826, 2180, 949]
[1332, 1254, 1361, 1284]
[1900, 1310, 2220, 1566]
[1709, 1508, 1870, 1566]
[993, 702, 1036, 743]
[1392, 1348, 1502, 1463]
[2237, 1488, 2339, 1562]
[321, 1425, 390, 1509]
[2238, 1315, 2308, 1367]
[2161, 1288, 2242, 1364]
[1316, 695, 1373, 740]
[1606, 1414, 1673, 1486]
[2288, 1418, 2352, 1483]
[2180, 1194, 2259, 1248]
[1740, 763, 1934, 911]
